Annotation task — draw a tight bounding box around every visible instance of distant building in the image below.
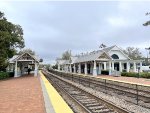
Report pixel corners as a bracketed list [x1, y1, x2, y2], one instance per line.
[57, 45, 143, 76]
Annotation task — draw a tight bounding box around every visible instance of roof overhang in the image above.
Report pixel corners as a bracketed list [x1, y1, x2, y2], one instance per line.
[12, 52, 39, 63]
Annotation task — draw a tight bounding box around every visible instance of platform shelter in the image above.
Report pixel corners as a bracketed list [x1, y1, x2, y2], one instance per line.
[8, 52, 40, 77]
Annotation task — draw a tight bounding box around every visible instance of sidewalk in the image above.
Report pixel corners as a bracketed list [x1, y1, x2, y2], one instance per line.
[0, 74, 46, 113]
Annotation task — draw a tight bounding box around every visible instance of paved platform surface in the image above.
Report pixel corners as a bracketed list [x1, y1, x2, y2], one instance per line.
[69, 71, 150, 86]
[97, 75, 150, 86]
[40, 71, 73, 113]
[0, 74, 46, 113]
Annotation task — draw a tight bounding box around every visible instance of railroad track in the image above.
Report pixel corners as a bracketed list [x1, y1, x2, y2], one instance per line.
[49, 69, 150, 109]
[43, 70, 130, 113]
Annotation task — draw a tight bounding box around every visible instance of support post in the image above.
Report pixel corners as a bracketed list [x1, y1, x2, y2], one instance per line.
[98, 63, 101, 74]
[104, 62, 106, 70]
[58, 64, 60, 71]
[84, 62, 87, 75]
[74, 64, 76, 73]
[127, 62, 130, 72]
[14, 61, 18, 77]
[78, 63, 81, 73]
[112, 61, 114, 71]
[67, 65, 69, 72]
[70, 64, 72, 73]
[65, 65, 68, 72]
[93, 60, 97, 76]
[64, 65, 66, 72]
[133, 62, 136, 72]
[140, 62, 142, 72]
[119, 62, 122, 72]
[109, 61, 112, 75]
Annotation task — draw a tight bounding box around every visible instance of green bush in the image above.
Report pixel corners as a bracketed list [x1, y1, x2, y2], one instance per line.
[140, 72, 150, 78]
[121, 72, 150, 78]
[122, 69, 126, 72]
[0, 72, 14, 80]
[0, 72, 9, 80]
[101, 70, 109, 75]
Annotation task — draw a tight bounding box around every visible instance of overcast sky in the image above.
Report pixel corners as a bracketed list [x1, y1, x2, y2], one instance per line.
[0, 1, 150, 64]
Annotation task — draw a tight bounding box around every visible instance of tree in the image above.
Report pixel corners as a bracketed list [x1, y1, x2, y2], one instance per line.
[0, 11, 24, 71]
[123, 47, 143, 60]
[52, 64, 58, 69]
[143, 12, 150, 26]
[18, 48, 35, 55]
[39, 64, 50, 70]
[61, 50, 71, 60]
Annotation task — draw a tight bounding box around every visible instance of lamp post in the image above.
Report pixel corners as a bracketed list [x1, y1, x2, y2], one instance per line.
[145, 47, 150, 65]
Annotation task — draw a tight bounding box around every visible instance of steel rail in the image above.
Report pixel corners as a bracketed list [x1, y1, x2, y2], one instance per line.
[43, 70, 131, 113]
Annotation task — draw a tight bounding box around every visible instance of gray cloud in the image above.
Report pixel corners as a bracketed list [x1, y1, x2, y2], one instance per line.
[0, 1, 150, 63]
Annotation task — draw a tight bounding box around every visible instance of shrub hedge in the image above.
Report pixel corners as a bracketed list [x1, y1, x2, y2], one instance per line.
[121, 72, 150, 78]
[101, 70, 109, 75]
[0, 72, 14, 80]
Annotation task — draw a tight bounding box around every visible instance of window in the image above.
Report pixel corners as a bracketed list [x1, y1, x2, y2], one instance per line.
[111, 54, 119, 59]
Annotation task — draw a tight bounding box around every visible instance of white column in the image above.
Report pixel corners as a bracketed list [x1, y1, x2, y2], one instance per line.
[140, 62, 142, 72]
[58, 64, 60, 70]
[70, 64, 72, 73]
[74, 64, 76, 73]
[133, 62, 136, 72]
[126, 62, 129, 72]
[109, 61, 112, 75]
[78, 63, 81, 73]
[64, 65, 66, 72]
[34, 62, 38, 76]
[93, 60, 97, 76]
[104, 62, 106, 70]
[84, 62, 87, 75]
[112, 61, 114, 71]
[98, 63, 101, 74]
[119, 62, 122, 72]
[67, 65, 69, 72]
[14, 61, 18, 77]
[62, 65, 64, 71]
[65, 65, 67, 72]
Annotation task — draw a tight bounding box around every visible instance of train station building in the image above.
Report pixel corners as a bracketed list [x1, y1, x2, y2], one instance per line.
[7, 52, 40, 77]
[57, 45, 143, 76]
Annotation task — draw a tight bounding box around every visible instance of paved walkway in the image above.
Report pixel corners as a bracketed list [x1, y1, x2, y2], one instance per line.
[97, 75, 150, 86]
[0, 74, 46, 113]
[64, 71, 150, 86]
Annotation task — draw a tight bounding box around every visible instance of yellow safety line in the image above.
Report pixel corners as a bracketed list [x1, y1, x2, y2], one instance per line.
[96, 77, 150, 87]
[39, 71, 74, 113]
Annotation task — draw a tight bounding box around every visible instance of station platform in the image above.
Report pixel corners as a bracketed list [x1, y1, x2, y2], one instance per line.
[97, 75, 150, 86]
[76, 73, 150, 86]
[0, 74, 45, 113]
[0, 72, 74, 113]
[39, 71, 74, 113]
[61, 71, 150, 87]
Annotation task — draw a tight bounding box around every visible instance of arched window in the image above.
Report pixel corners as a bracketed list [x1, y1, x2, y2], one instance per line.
[111, 54, 119, 59]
